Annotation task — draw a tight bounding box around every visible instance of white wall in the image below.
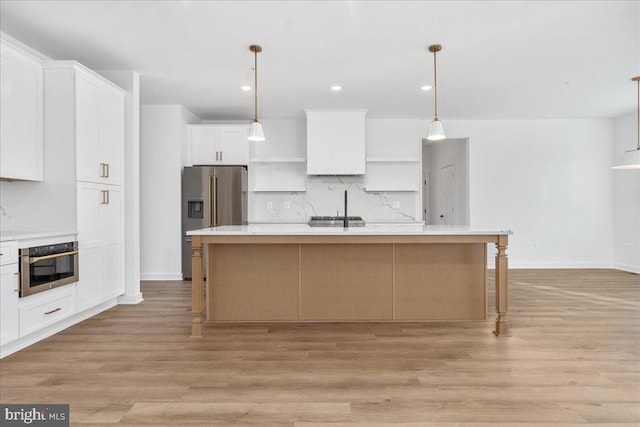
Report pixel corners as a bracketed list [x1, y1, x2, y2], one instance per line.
[437, 119, 615, 269]
[613, 112, 640, 273]
[140, 105, 199, 280]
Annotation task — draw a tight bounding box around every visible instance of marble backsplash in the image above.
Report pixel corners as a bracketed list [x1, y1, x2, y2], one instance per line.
[249, 176, 420, 223]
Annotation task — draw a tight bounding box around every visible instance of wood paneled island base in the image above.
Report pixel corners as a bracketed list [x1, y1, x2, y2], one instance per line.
[188, 226, 511, 337]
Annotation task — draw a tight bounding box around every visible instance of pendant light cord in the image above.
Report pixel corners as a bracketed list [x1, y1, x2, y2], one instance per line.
[433, 50, 438, 120]
[254, 49, 258, 123]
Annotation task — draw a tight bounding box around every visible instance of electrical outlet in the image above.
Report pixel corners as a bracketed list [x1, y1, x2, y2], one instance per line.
[392, 201, 400, 209]
[267, 201, 273, 209]
[533, 242, 538, 249]
[284, 201, 290, 209]
[626, 243, 632, 251]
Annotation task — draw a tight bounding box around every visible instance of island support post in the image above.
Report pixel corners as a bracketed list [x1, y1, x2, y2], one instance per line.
[191, 236, 204, 338]
[494, 234, 509, 336]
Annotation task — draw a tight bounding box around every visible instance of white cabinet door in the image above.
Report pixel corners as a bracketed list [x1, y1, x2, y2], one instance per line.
[77, 183, 102, 248]
[75, 68, 124, 185]
[0, 40, 43, 181]
[99, 86, 124, 185]
[306, 110, 366, 175]
[218, 127, 249, 165]
[190, 127, 219, 165]
[76, 182, 124, 311]
[190, 125, 249, 165]
[76, 245, 102, 312]
[102, 242, 124, 300]
[0, 263, 20, 346]
[100, 185, 123, 246]
[75, 72, 101, 183]
[76, 183, 103, 311]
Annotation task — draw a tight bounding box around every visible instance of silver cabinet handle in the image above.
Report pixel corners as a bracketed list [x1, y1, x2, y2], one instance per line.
[100, 163, 110, 178]
[101, 190, 110, 205]
[44, 307, 62, 315]
[14, 272, 20, 292]
[220, 151, 223, 162]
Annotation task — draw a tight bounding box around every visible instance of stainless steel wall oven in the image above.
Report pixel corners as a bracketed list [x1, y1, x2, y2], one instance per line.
[19, 241, 79, 297]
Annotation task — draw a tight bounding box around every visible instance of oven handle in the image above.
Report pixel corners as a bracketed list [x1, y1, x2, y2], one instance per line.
[28, 250, 79, 264]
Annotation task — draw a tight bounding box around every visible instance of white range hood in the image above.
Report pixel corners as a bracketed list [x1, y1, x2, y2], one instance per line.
[305, 109, 367, 175]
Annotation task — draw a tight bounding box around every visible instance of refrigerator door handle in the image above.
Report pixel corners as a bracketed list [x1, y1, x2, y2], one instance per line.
[209, 175, 218, 227]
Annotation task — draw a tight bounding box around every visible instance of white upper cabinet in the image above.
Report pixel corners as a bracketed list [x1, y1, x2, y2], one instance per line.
[73, 67, 124, 185]
[306, 110, 366, 175]
[44, 61, 125, 185]
[189, 125, 249, 166]
[0, 40, 44, 181]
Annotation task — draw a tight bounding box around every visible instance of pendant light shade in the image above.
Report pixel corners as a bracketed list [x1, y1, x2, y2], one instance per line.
[426, 44, 445, 141]
[428, 119, 445, 141]
[613, 76, 640, 169]
[248, 121, 265, 142]
[248, 44, 265, 142]
[613, 149, 640, 169]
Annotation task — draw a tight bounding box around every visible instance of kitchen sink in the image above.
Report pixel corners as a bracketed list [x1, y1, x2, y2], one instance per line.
[308, 216, 366, 227]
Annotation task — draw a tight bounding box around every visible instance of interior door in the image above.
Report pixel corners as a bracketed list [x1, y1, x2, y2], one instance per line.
[439, 164, 455, 225]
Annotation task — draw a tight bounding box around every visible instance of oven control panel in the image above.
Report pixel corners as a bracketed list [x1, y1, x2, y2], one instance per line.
[25, 242, 77, 257]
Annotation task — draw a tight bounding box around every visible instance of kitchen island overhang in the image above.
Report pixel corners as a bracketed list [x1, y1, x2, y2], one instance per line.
[187, 224, 512, 337]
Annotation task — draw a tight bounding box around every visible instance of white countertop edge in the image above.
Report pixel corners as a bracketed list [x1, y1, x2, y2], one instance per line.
[1, 230, 77, 245]
[187, 224, 512, 236]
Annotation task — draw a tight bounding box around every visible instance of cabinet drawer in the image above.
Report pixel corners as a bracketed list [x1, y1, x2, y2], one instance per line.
[0, 241, 19, 266]
[20, 288, 76, 337]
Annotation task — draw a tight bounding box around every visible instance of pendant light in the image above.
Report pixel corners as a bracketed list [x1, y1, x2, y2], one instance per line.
[248, 44, 265, 142]
[612, 76, 640, 169]
[427, 44, 445, 141]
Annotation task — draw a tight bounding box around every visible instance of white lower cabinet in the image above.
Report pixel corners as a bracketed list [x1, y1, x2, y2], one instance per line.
[19, 286, 76, 337]
[76, 245, 103, 312]
[103, 242, 124, 300]
[0, 250, 20, 346]
[76, 182, 124, 311]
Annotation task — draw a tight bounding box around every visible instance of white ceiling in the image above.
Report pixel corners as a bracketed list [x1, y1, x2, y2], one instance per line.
[1, 1, 638, 120]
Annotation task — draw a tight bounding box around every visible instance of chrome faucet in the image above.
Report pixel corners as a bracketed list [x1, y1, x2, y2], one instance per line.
[343, 190, 348, 228]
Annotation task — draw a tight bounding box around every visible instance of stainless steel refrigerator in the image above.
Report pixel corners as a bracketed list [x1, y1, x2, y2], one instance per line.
[181, 166, 248, 279]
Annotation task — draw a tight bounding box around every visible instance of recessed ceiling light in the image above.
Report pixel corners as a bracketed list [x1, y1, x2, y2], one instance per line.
[331, 85, 342, 92]
[240, 85, 252, 91]
[421, 85, 433, 91]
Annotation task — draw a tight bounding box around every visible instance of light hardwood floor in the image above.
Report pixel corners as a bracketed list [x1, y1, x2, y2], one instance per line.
[1, 269, 638, 425]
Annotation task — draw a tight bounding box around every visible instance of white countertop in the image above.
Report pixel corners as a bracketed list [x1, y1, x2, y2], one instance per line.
[187, 224, 512, 236]
[0, 230, 77, 244]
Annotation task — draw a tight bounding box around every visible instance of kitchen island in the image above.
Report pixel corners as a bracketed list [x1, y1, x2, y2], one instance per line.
[187, 224, 512, 337]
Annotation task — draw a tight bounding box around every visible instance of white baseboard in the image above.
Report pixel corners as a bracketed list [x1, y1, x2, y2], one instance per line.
[495, 262, 614, 269]
[613, 263, 640, 274]
[140, 273, 183, 281]
[118, 293, 144, 304]
[1, 298, 118, 359]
